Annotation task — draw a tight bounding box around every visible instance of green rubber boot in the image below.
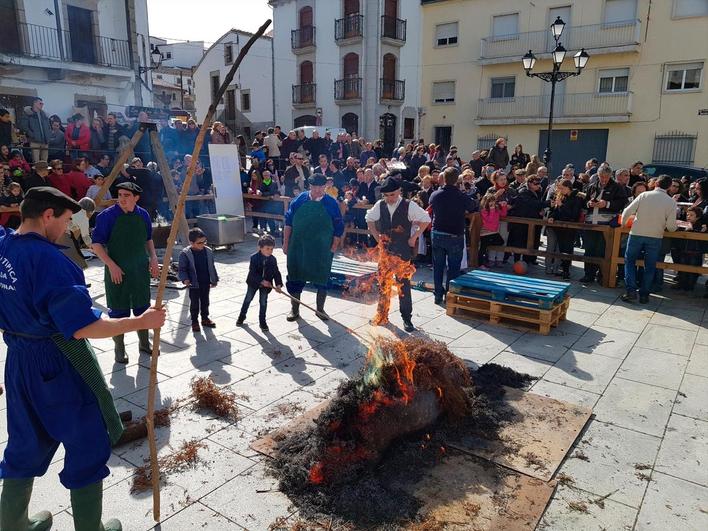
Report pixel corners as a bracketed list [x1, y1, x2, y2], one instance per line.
[70, 481, 121, 531]
[0, 477, 53, 531]
[113, 334, 128, 364]
[137, 329, 152, 356]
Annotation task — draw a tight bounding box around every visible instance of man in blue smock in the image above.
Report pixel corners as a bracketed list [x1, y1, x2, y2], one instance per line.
[0, 187, 165, 531]
[283, 174, 344, 321]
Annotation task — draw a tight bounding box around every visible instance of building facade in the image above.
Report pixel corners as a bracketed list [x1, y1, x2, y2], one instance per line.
[420, 0, 708, 171]
[0, 0, 153, 124]
[192, 29, 274, 141]
[270, 0, 422, 154]
[152, 66, 196, 112]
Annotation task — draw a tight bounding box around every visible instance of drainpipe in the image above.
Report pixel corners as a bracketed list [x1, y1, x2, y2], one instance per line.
[271, 35, 276, 126]
[125, 0, 143, 105]
[53, 0, 65, 61]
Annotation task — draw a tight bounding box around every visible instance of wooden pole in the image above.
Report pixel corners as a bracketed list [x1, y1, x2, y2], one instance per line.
[93, 127, 145, 207]
[144, 19, 272, 522]
[150, 130, 189, 244]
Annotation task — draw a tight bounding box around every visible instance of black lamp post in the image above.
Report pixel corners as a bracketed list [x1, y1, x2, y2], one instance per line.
[139, 45, 164, 74]
[522, 17, 589, 169]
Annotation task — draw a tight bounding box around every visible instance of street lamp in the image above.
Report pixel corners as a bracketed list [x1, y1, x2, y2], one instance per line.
[522, 16, 589, 169]
[139, 45, 163, 73]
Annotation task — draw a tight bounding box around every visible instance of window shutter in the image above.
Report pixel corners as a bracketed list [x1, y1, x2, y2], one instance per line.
[436, 22, 458, 45]
[432, 81, 455, 103]
[492, 14, 518, 36]
[674, 0, 708, 17]
[604, 0, 637, 24]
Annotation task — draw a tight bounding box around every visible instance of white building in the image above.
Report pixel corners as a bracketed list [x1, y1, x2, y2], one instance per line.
[193, 29, 274, 141]
[0, 0, 153, 124]
[152, 66, 196, 112]
[269, 0, 422, 153]
[149, 37, 205, 69]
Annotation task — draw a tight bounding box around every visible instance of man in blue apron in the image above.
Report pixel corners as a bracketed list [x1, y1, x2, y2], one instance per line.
[91, 182, 160, 363]
[283, 174, 344, 321]
[366, 177, 430, 332]
[0, 187, 165, 531]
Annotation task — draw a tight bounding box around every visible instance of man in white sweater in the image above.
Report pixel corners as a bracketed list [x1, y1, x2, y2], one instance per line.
[620, 175, 677, 303]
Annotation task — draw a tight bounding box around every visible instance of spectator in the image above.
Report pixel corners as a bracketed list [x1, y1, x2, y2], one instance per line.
[280, 130, 300, 162]
[89, 117, 106, 157]
[159, 119, 179, 158]
[180, 118, 199, 156]
[580, 165, 627, 284]
[96, 153, 112, 177]
[312, 154, 331, 176]
[120, 157, 160, 218]
[236, 134, 247, 170]
[64, 114, 90, 159]
[22, 160, 51, 191]
[673, 206, 707, 291]
[510, 144, 530, 169]
[64, 159, 93, 200]
[629, 161, 645, 186]
[306, 130, 327, 161]
[0, 108, 17, 148]
[357, 168, 378, 204]
[615, 168, 632, 197]
[478, 191, 508, 269]
[621, 174, 677, 303]
[342, 156, 357, 183]
[47, 159, 71, 196]
[283, 153, 309, 197]
[475, 165, 495, 196]
[103, 112, 126, 155]
[257, 169, 280, 234]
[668, 179, 688, 202]
[47, 116, 66, 162]
[585, 158, 599, 177]
[525, 154, 542, 176]
[329, 159, 345, 192]
[210, 121, 230, 144]
[8, 149, 31, 183]
[469, 150, 484, 177]
[632, 181, 648, 199]
[329, 133, 349, 162]
[536, 166, 550, 194]
[506, 175, 546, 264]
[87, 174, 111, 212]
[250, 141, 266, 164]
[349, 136, 362, 159]
[429, 167, 477, 303]
[359, 141, 376, 166]
[0, 144, 11, 164]
[19, 97, 50, 162]
[510, 168, 527, 191]
[263, 127, 282, 169]
[0, 182, 22, 229]
[488, 138, 509, 169]
[546, 179, 584, 279]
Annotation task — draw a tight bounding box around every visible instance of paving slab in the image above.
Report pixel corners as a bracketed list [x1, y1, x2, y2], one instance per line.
[593, 305, 653, 334]
[207, 425, 262, 460]
[489, 350, 554, 380]
[636, 471, 708, 530]
[673, 373, 708, 421]
[573, 325, 640, 359]
[649, 308, 705, 332]
[153, 502, 241, 530]
[507, 330, 581, 363]
[594, 378, 676, 437]
[655, 414, 708, 487]
[618, 347, 689, 390]
[686, 343, 708, 377]
[554, 308, 599, 336]
[635, 324, 697, 356]
[544, 350, 623, 393]
[530, 379, 602, 409]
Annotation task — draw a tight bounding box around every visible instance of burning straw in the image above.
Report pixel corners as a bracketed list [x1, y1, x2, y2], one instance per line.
[190, 376, 240, 420]
[131, 439, 205, 494]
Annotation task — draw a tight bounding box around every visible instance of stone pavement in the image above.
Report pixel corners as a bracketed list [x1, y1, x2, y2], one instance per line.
[0, 237, 706, 530]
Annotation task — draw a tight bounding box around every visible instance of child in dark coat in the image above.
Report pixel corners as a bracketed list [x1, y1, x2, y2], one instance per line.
[237, 234, 283, 331]
[178, 227, 219, 332]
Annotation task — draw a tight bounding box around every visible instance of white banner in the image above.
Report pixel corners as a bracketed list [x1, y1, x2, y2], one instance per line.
[208, 144, 244, 217]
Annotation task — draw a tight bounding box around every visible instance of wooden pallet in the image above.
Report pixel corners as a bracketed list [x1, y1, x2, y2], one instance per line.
[447, 292, 570, 335]
[449, 270, 570, 310]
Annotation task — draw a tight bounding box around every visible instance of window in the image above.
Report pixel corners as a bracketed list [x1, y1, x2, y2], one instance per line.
[599, 68, 629, 93]
[224, 43, 233, 64]
[490, 77, 515, 98]
[187, 79, 192, 86]
[665, 62, 703, 91]
[435, 22, 458, 46]
[432, 81, 455, 103]
[653, 132, 697, 165]
[403, 118, 414, 139]
[673, 0, 708, 18]
[210, 72, 220, 103]
[241, 90, 251, 112]
[172, 93, 176, 101]
[165, 51, 172, 59]
[155, 74, 163, 79]
[434, 126, 452, 152]
[604, 0, 637, 25]
[492, 13, 519, 38]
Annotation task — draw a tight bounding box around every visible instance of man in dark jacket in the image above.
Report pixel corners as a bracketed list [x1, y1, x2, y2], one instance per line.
[21, 161, 51, 192]
[19, 98, 51, 163]
[0, 108, 17, 148]
[429, 167, 477, 303]
[305, 130, 327, 162]
[507, 177, 548, 263]
[103, 113, 126, 155]
[328, 133, 349, 161]
[580, 165, 627, 283]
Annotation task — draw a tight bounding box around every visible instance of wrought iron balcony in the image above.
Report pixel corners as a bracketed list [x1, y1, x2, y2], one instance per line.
[292, 83, 316, 105]
[476, 92, 632, 123]
[291, 26, 316, 51]
[381, 16, 406, 43]
[335, 14, 363, 41]
[480, 20, 641, 62]
[380, 78, 405, 102]
[2, 22, 131, 68]
[335, 78, 362, 101]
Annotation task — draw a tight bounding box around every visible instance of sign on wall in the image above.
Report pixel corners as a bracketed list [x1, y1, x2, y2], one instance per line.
[208, 144, 244, 216]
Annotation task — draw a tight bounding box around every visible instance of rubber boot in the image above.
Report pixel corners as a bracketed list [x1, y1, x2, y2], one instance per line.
[0, 478, 52, 531]
[286, 294, 301, 321]
[137, 329, 151, 356]
[316, 289, 329, 321]
[113, 334, 128, 364]
[71, 481, 122, 531]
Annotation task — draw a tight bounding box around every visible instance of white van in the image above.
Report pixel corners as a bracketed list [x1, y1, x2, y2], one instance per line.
[292, 126, 348, 138]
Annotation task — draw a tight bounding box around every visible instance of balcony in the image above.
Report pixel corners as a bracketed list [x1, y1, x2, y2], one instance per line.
[381, 16, 406, 45]
[335, 78, 362, 102]
[480, 20, 641, 64]
[1, 22, 131, 69]
[476, 92, 632, 125]
[380, 78, 405, 103]
[291, 26, 316, 53]
[292, 83, 316, 107]
[335, 14, 363, 42]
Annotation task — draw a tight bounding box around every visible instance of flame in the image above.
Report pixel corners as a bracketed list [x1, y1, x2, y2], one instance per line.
[308, 461, 325, 484]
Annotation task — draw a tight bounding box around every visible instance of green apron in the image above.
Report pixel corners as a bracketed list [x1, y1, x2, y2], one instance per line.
[287, 199, 334, 285]
[104, 212, 150, 311]
[51, 335, 124, 445]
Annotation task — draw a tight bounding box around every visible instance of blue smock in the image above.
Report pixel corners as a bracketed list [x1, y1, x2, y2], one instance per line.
[0, 230, 111, 489]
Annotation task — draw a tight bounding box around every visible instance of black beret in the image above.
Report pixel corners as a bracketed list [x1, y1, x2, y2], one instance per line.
[116, 182, 143, 194]
[379, 177, 401, 193]
[24, 186, 81, 214]
[308, 174, 327, 186]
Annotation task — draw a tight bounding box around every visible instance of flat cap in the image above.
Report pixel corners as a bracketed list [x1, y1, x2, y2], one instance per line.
[115, 182, 143, 194]
[25, 186, 81, 213]
[378, 177, 401, 193]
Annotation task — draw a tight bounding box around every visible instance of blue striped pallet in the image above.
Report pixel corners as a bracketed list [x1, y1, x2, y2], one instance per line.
[449, 270, 570, 310]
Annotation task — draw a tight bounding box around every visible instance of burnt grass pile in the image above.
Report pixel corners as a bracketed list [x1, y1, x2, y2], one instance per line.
[267, 338, 535, 529]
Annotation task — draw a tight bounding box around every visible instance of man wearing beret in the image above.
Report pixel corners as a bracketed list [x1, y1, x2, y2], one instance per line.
[366, 176, 431, 332]
[283, 174, 344, 321]
[91, 182, 160, 363]
[0, 187, 165, 530]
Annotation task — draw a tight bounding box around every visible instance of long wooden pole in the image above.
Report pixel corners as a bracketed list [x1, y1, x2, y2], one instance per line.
[93, 127, 145, 207]
[150, 130, 189, 244]
[145, 19, 272, 522]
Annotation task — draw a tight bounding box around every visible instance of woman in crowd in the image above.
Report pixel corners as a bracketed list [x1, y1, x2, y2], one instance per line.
[210, 121, 231, 144]
[510, 144, 530, 169]
[525, 154, 542, 176]
[89, 117, 106, 158]
[65, 113, 90, 159]
[0, 144, 11, 164]
[280, 130, 300, 162]
[488, 138, 510, 169]
[236, 134, 247, 169]
[546, 179, 584, 279]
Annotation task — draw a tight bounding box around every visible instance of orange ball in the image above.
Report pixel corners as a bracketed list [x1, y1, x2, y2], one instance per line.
[513, 261, 528, 275]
